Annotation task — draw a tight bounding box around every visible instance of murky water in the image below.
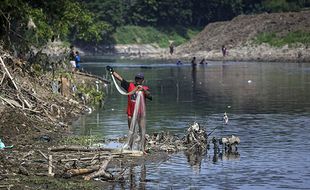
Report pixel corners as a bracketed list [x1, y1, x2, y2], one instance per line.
[72, 58, 310, 189]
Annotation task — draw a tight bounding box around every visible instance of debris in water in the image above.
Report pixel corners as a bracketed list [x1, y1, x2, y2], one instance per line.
[223, 112, 229, 124]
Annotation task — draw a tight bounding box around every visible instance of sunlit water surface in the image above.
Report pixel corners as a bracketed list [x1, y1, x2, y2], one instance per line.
[72, 57, 310, 189]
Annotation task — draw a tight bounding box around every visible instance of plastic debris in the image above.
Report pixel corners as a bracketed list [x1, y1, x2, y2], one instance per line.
[223, 112, 229, 124]
[0, 139, 5, 149]
[0, 139, 13, 149]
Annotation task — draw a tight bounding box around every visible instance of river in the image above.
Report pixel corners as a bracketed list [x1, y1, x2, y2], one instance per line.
[72, 57, 310, 189]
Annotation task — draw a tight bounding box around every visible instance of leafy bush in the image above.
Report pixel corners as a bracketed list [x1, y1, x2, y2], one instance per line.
[113, 25, 200, 47]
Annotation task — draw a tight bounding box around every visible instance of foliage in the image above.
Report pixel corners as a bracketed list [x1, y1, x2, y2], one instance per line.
[77, 82, 104, 104]
[23, 176, 100, 190]
[1, 0, 310, 50]
[113, 25, 200, 47]
[262, 0, 310, 12]
[0, 0, 112, 49]
[254, 31, 310, 47]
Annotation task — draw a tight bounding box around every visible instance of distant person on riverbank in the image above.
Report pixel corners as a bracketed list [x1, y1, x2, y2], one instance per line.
[199, 58, 207, 65]
[69, 45, 76, 72]
[169, 43, 174, 55]
[75, 51, 81, 71]
[106, 66, 152, 154]
[221, 45, 227, 57]
[191, 57, 197, 67]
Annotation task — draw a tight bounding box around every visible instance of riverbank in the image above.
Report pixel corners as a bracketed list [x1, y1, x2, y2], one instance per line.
[87, 10, 310, 63]
[0, 45, 110, 189]
[87, 43, 309, 63]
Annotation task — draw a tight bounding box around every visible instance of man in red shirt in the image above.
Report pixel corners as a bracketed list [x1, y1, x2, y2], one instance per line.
[106, 66, 152, 153]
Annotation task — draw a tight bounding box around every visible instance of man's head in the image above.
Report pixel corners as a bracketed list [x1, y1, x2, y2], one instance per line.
[135, 73, 144, 85]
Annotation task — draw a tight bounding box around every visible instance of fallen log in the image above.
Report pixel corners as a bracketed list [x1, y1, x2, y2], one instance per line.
[84, 156, 113, 181]
[49, 145, 113, 152]
[64, 166, 100, 178]
[0, 96, 22, 108]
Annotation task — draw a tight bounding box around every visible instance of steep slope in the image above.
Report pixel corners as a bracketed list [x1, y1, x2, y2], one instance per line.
[178, 11, 310, 54]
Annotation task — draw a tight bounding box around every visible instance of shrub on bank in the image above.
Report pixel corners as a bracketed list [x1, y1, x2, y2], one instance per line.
[113, 25, 201, 48]
[254, 31, 310, 47]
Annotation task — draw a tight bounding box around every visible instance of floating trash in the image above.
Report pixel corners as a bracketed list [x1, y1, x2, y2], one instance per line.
[223, 112, 229, 124]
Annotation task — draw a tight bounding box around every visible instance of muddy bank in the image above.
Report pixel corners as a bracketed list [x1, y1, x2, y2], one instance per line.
[87, 43, 310, 63]
[0, 44, 108, 189]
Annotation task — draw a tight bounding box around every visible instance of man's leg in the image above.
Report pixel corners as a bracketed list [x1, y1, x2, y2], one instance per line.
[139, 118, 146, 153]
[126, 116, 134, 149]
[127, 116, 132, 129]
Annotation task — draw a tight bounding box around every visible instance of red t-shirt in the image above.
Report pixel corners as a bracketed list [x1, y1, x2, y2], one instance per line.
[121, 80, 150, 117]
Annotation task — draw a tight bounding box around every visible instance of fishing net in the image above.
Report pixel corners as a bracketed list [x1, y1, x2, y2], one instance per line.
[111, 74, 147, 152]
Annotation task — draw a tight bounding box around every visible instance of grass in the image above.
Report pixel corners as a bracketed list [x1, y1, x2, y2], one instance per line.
[21, 176, 101, 190]
[60, 135, 102, 146]
[254, 31, 310, 47]
[113, 25, 201, 48]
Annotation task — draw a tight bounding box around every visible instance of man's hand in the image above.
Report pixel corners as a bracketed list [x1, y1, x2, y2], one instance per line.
[137, 85, 144, 91]
[106, 65, 114, 73]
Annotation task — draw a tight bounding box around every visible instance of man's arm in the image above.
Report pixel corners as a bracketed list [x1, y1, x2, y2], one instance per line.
[141, 87, 152, 101]
[145, 90, 152, 101]
[106, 65, 129, 91]
[112, 71, 123, 82]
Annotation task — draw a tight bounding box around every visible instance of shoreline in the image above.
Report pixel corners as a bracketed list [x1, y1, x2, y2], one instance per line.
[80, 43, 310, 63]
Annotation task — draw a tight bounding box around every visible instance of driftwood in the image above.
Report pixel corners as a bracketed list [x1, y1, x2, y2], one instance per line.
[48, 155, 54, 176]
[60, 155, 105, 163]
[0, 96, 22, 108]
[0, 56, 19, 90]
[37, 150, 48, 160]
[49, 145, 113, 152]
[64, 166, 100, 178]
[84, 156, 113, 180]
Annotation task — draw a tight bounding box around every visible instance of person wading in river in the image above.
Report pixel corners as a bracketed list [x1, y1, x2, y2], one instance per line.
[106, 66, 152, 154]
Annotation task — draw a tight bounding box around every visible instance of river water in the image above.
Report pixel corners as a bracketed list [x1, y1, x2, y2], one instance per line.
[72, 57, 310, 190]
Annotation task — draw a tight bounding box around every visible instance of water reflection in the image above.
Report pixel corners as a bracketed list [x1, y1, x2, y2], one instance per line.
[128, 163, 146, 190]
[185, 150, 205, 174]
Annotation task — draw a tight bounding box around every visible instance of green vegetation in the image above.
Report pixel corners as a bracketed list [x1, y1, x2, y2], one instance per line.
[76, 81, 104, 105]
[22, 176, 101, 190]
[60, 135, 102, 146]
[1, 0, 310, 51]
[262, 0, 309, 12]
[0, 0, 112, 50]
[254, 31, 310, 47]
[113, 25, 200, 47]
